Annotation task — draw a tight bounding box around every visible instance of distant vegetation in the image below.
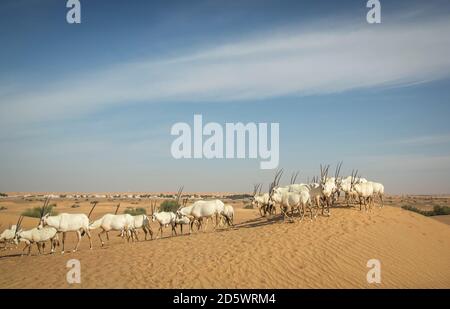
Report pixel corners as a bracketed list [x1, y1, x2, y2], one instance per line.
[243, 204, 254, 209]
[0, 206, 7, 211]
[402, 205, 450, 216]
[159, 200, 179, 212]
[124, 207, 147, 216]
[227, 194, 252, 200]
[0, 193, 7, 197]
[22, 205, 58, 218]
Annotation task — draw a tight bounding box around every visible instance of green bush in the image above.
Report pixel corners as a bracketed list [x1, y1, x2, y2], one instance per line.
[0, 193, 7, 197]
[124, 207, 147, 216]
[402, 205, 450, 216]
[22, 205, 58, 218]
[159, 200, 179, 212]
[433, 205, 450, 215]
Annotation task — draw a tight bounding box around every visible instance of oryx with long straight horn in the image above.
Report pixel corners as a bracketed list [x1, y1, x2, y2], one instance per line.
[38, 200, 94, 254]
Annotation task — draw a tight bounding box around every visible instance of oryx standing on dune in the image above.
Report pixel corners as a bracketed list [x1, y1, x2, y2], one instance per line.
[351, 171, 374, 212]
[250, 184, 271, 217]
[38, 198, 94, 254]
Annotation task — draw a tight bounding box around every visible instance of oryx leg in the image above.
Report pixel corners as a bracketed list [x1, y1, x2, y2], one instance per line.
[61, 232, 67, 254]
[203, 217, 209, 232]
[158, 225, 163, 239]
[142, 226, 148, 240]
[85, 228, 93, 249]
[36, 242, 42, 255]
[98, 229, 106, 247]
[299, 204, 305, 221]
[73, 230, 82, 252]
[171, 223, 177, 236]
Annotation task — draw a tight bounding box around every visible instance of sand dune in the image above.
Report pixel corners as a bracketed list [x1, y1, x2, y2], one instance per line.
[0, 200, 449, 288]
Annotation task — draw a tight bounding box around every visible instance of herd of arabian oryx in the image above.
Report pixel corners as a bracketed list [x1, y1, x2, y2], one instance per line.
[0, 163, 385, 256]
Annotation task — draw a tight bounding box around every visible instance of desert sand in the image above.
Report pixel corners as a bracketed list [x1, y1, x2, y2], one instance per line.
[0, 196, 449, 288]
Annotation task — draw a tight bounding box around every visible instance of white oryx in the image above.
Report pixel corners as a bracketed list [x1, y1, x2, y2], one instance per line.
[151, 188, 181, 238]
[128, 213, 153, 240]
[269, 170, 315, 220]
[222, 204, 235, 226]
[89, 203, 137, 246]
[350, 171, 374, 211]
[0, 224, 18, 250]
[38, 199, 94, 254]
[250, 184, 273, 216]
[14, 216, 59, 255]
[174, 215, 192, 235]
[369, 181, 385, 207]
[190, 199, 226, 232]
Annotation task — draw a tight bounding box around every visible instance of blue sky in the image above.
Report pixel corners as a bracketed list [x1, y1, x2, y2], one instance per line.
[1, 0, 450, 194]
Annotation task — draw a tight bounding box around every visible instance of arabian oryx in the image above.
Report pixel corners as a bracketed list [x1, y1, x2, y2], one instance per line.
[222, 204, 235, 227]
[38, 199, 94, 254]
[174, 198, 193, 234]
[14, 216, 59, 256]
[89, 203, 137, 246]
[127, 213, 153, 240]
[0, 224, 18, 250]
[270, 170, 315, 221]
[151, 188, 181, 238]
[350, 171, 374, 211]
[250, 184, 272, 217]
[370, 181, 385, 208]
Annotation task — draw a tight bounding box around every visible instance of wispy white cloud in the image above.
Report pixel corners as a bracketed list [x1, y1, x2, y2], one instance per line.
[1, 16, 450, 126]
[396, 133, 450, 146]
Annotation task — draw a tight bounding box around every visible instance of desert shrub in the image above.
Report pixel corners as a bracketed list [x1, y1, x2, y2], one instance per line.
[124, 207, 147, 216]
[432, 205, 450, 216]
[0, 193, 7, 197]
[71, 204, 80, 208]
[243, 204, 254, 209]
[22, 205, 58, 218]
[159, 200, 179, 212]
[228, 194, 252, 200]
[0, 206, 7, 211]
[401, 205, 450, 216]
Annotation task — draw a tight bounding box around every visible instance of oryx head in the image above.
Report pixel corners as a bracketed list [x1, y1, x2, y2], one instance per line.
[334, 161, 343, 191]
[350, 169, 359, 191]
[37, 197, 51, 229]
[176, 196, 189, 218]
[250, 184, 262, 207]
[13, 216, 24, 245]
[150, 199, 158, 221]
[319, 164, 330, 191]
[268, 169, 283, 203]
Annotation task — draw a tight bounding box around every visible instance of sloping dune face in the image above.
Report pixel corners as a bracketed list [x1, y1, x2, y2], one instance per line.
[0, 206, 449, 288]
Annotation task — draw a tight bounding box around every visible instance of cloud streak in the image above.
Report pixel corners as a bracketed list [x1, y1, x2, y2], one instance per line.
[1, 16, 450, 126]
